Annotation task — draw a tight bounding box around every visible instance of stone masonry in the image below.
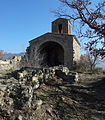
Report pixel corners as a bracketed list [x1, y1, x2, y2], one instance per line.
[26, 18, 80, 69]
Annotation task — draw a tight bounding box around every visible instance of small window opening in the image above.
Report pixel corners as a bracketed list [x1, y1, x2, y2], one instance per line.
[58, 24, 62, 33]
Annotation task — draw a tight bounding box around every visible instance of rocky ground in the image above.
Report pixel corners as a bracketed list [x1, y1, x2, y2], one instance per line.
[0, 67, 105, 120]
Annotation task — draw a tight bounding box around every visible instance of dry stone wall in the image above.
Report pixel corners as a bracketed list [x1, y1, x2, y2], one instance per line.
[0, 66, 78, 120]
[0, 56, 22, 73]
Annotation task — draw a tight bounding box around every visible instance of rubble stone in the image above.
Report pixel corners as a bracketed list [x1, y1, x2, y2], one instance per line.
[0, 56, 22, 73]
[0, 66, 80, 120]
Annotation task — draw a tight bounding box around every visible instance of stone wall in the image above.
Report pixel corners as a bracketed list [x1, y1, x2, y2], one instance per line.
[27, 33, 79, 69]
[0, 66, 79, 120]
[73, 37, 80, 63]
[0, 56, 22, 73]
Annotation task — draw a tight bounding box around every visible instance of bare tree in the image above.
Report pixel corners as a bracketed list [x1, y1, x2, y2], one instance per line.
[85, 40, 102, 70]
[78, 55, 90, 71]
[86, 51, 99, 71]
[53, 0, 105, 57]
[32, 46, 46, 67]
[78, 52, 99, 71]
[0, 50, 4, 60]
[22, 46, 46, 68]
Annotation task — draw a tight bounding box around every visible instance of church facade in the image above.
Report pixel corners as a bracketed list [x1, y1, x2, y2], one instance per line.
[26, 18, 80, 69]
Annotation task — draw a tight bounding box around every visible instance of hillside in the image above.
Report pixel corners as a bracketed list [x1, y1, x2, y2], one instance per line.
[0, 67, 105, 120]
[3, 52, 25, 60]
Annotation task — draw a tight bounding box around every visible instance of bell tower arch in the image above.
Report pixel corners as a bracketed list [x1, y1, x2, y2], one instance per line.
[52, 18, 72, 35]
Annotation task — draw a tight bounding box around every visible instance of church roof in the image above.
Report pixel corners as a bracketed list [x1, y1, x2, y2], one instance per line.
[52, 18, 71, 24]
[29, 32, 80, 45]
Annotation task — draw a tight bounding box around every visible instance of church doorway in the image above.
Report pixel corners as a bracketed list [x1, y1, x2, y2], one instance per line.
[39, 41, 64, 67]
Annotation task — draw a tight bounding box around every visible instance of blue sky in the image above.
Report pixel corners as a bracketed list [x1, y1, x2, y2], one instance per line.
[0, 0, 105, 69]
[0, 0, 104, 54]
[0, 0, 60, 53]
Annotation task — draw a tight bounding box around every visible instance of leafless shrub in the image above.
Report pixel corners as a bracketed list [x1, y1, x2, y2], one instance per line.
[0, 50, 4, 60]
[21, 46, 46, 68]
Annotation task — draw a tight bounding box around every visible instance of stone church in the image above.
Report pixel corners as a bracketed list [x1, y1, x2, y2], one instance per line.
[26, 18, 80, 69]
